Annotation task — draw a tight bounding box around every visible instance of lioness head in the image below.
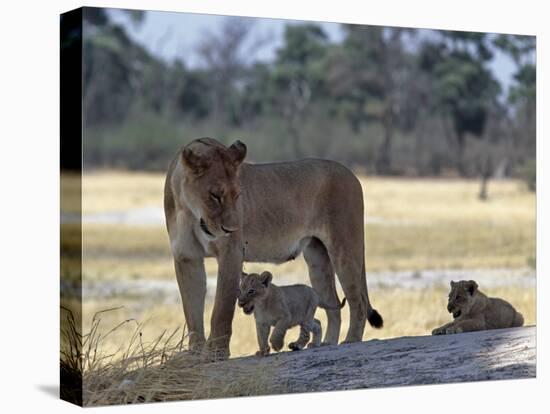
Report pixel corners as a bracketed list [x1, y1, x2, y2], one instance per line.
[237, 271, 273, 315]
[180, 137, 247, 239]
[447, 280, 478, 318]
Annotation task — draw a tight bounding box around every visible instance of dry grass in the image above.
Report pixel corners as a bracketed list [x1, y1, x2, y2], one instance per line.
[363, 177, 535, 269]
[72, 172, 535, 280]
[60, 306, 287, 406]
[82, 170, 165, 215]
[79, 285, 536, 358]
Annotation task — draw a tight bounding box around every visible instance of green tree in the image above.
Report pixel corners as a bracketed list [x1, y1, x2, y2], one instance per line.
[271, 24, 330, 157]
[494, 34, 536, 181]
[325, 25, 415, 174]
[419, 31, 500, 176]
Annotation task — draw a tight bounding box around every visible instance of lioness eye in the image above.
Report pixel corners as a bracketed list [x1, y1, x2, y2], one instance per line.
[210, 192, 221, 203]
[247, 289, 255, 295]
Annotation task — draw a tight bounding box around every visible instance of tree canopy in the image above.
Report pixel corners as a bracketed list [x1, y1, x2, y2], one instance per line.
[76, 10, 535, 184]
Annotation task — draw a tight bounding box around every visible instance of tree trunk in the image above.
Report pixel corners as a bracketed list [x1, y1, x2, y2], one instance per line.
[479, 175, 489, 200]
[456, 131, 467, 177]
[376, 111, 393, 175]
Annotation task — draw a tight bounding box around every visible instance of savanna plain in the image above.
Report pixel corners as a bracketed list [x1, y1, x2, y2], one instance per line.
[60, 171, 536, 404]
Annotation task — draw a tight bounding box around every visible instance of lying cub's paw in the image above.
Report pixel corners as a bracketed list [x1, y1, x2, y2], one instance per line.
[432, 327, 445, 335]
[445, 326, 463, 334]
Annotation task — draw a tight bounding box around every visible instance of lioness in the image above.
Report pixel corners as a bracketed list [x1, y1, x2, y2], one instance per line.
[237, 271, 347, 356]
[164, 137, 382, 359]
[432, 280, 524, 335]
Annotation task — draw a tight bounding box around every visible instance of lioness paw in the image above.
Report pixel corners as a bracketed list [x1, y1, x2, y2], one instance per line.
[288, 342, 303, 351]
[255, 348, 270, 357]
[270, 337, 284, 352]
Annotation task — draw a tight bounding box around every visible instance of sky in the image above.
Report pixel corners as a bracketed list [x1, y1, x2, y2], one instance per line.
[108, 8, 517, 93]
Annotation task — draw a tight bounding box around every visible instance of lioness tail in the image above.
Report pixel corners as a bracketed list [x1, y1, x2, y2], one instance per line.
[367, 307, 384, 329]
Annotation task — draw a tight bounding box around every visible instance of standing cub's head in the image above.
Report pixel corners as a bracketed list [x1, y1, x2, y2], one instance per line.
[237, 272, 273, 315]
[179, 137, 247, 240]
[447, 280, 479, 318]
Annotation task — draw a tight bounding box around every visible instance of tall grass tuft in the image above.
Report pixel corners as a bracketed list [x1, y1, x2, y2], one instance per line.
[60, 306, 286, 406]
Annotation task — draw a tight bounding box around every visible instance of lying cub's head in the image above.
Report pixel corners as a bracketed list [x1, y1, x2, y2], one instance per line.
[447, 280, 479, 318]
[180, 137, 247, 240]
[237, 271, 273, 315]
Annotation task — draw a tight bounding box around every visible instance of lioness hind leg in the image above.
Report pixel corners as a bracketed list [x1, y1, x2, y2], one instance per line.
[307, 319, 322, 348]
[304, 238, 342, 345]
[329, 250, 367, 344]
[289, 324, 311, 351]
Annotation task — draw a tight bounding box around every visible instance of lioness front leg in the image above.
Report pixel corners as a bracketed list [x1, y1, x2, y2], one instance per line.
[270, 319, 290, 352]
[205, 243, 243, 360]
[174, 258, 207, 352]
[255, 322, 271, 357]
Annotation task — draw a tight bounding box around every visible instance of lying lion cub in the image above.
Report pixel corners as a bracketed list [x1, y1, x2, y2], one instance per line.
[237, 271, 346, 356]
[432, 280, 524, 335]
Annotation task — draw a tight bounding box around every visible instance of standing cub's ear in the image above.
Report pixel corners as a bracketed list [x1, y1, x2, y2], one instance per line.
[466, 280, 478, 295]
[181, 147, 209, 176]
[260, 271, 272, 287]
[228, 140, 247, 166]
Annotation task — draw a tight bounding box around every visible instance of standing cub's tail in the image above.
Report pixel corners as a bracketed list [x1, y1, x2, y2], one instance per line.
[319, 297, 347, 311]
[367, 307, 383, 328]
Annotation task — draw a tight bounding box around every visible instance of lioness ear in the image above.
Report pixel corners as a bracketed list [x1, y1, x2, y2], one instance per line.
[181, 147, 209, 176]
[228, 140, 247, 167]
[467, 280, 478, 295]
[450, 280, 456, 288]
[260, 271, 272, 287]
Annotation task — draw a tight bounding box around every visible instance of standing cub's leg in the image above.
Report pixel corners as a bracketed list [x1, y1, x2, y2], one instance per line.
[289, 318, 323, 350]
[255, 322, 271, 356]
[288, 323, 311, 351]
[308, 319, 322, 348]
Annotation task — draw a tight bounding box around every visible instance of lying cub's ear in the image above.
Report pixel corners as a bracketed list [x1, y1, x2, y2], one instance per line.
[228, 140, 247, 167]
[260, 271, 272, 287]
[181, 147, 209, 176]
[466, 280, 478, 295]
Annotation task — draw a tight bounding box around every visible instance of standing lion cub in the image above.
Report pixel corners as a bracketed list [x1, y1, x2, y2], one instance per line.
[432, 280, 524, 335]
[237, 271, 346, 356]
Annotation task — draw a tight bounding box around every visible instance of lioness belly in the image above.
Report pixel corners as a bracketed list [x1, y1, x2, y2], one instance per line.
[243, 235, 313, 264]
